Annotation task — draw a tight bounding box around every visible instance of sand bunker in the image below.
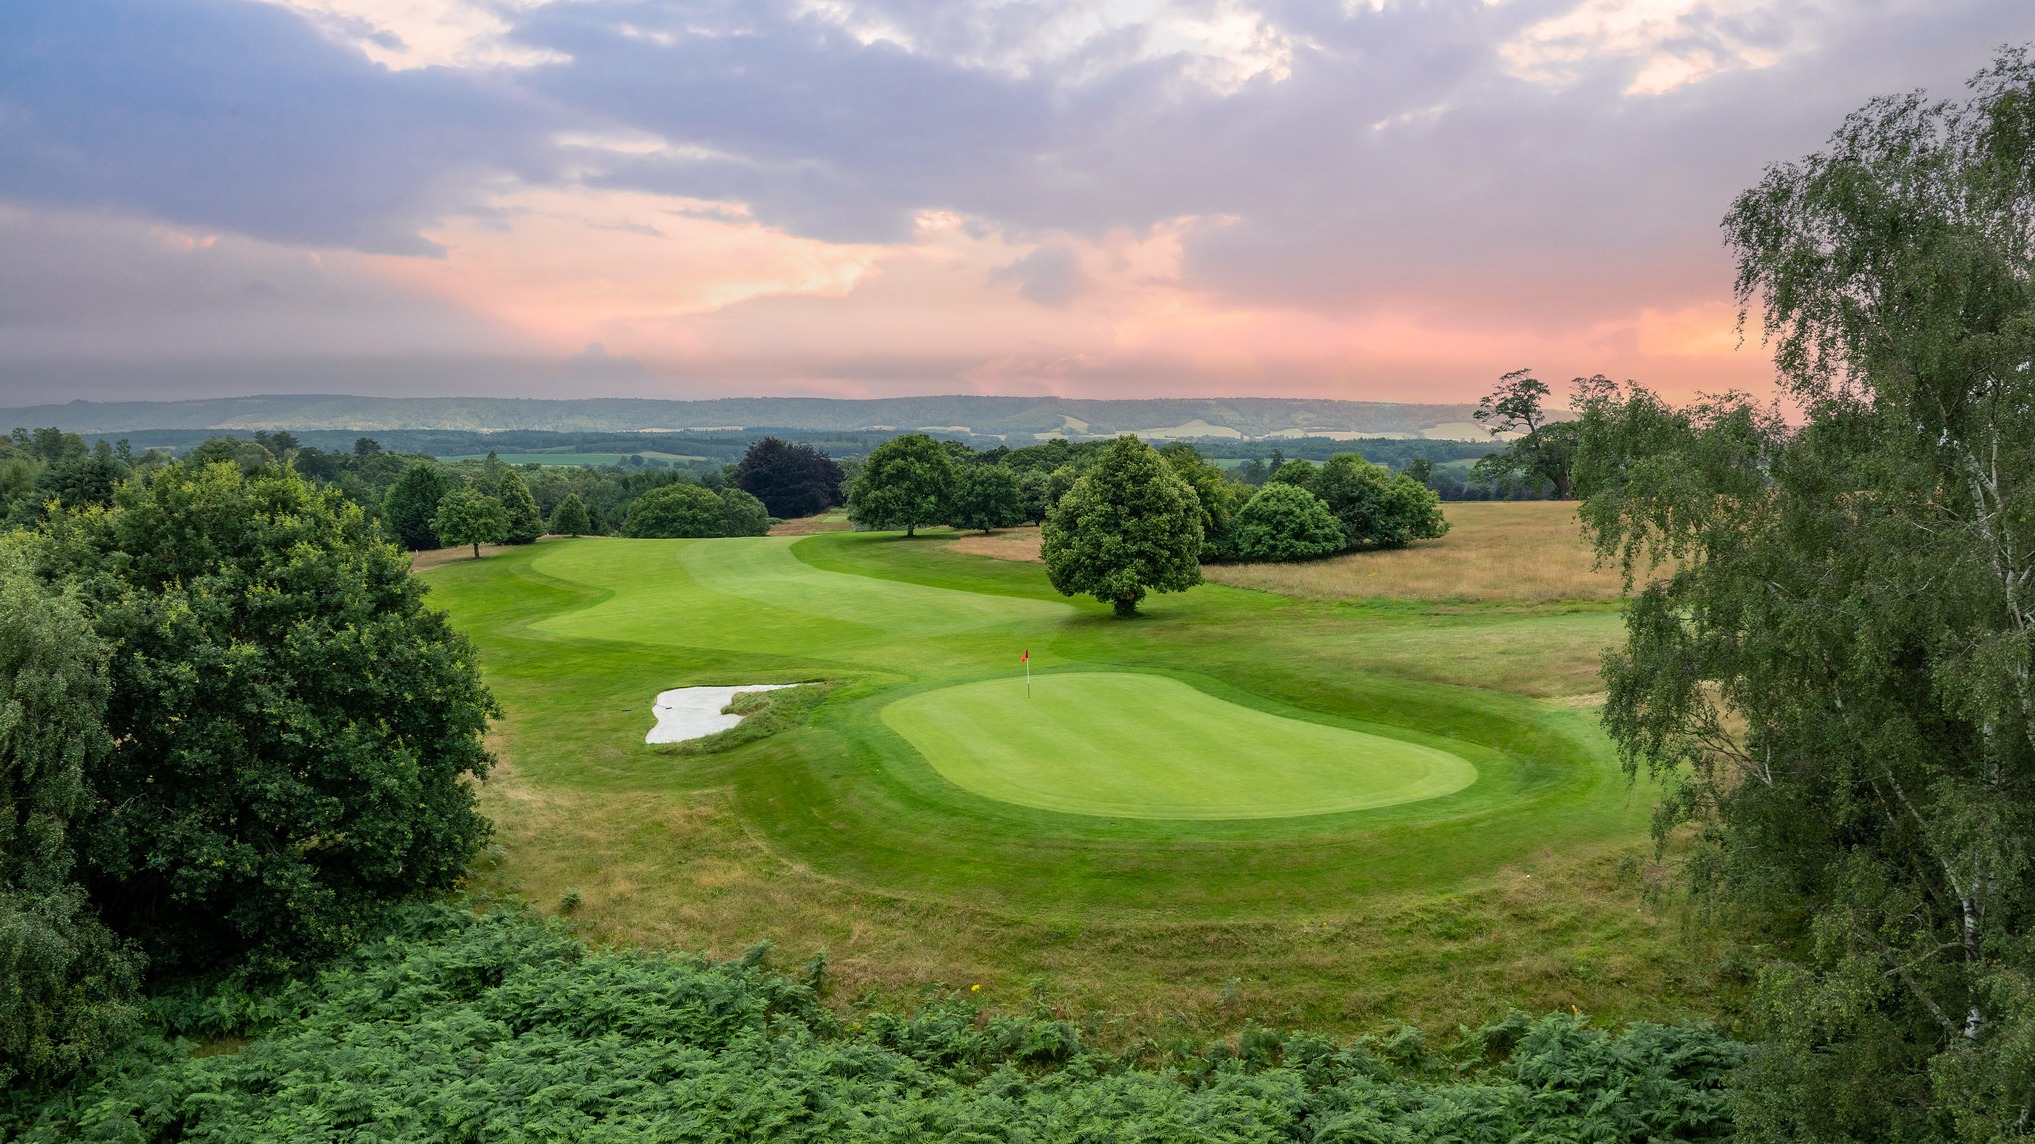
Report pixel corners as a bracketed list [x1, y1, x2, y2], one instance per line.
[647, 684, 800, 744]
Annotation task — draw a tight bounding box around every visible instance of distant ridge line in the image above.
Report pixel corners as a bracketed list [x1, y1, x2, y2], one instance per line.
[0, 393, 1494, 441]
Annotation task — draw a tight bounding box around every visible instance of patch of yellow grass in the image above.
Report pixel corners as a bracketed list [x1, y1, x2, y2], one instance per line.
[770, 513, 855, 536]
[943, 504, 1621, 605]
[946, 527, 1044, 562]
[1209, 502, 1620, 605]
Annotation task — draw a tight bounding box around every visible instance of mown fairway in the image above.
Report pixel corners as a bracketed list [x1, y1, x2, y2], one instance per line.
[424, 515, 1722, 1035]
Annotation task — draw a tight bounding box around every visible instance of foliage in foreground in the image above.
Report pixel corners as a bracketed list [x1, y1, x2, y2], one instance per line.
[6, 903, 1744, 1143]
[26, 462, 499, 977]
[1577, 47, 2035, 1140]
[0, 553, 142, 1090]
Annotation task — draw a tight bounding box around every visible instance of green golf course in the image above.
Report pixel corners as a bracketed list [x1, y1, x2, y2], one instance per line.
[424, 529, 1646, 920]
[885, 672, 1477, 819]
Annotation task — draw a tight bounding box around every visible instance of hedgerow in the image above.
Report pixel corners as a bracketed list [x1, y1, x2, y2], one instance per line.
[5, 902, 1744, 1142]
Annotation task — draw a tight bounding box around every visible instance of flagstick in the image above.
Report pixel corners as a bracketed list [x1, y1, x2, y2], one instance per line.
[1026, 656, 1031, 698]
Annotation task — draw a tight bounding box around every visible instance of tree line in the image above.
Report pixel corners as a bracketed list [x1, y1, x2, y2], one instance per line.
[847, 434, 1450, 614]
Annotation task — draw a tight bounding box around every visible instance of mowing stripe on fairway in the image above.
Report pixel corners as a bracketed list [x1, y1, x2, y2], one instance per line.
[882, 672, 1477, 820]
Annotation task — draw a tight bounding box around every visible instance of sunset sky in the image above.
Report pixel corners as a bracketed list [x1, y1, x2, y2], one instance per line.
[1, 0, 2025, 405]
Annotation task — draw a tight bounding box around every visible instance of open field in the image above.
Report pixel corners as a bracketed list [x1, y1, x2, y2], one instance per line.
[421, 509, 1720, 1041]
[439, 451, 709, 466]
[949, 502, 1625, 605]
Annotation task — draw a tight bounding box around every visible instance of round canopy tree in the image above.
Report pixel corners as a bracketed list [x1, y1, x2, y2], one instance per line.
[733, 437, 846, 519]
[548, 492, 592, 537]
[1041, 436, 1203, 616]
[432, 487, 509, 559]
[626, 483, 731, 538]
[1311, 454, 1449, 549]
[717, 488, 771, 536]
[32, 461, 498, 974]
[847, 434, 955, 537]
[946, 464, 1025, 533]
[1230, 483, 1345, 562]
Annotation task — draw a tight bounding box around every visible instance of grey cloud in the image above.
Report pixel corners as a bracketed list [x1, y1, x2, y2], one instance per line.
[0, 206, 509, 361]
[2, 0, 2032, 391]
[0, 0, 559, 254]
[990, 244, 1086, 306]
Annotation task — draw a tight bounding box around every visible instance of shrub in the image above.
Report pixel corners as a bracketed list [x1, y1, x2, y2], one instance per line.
[1230, 483, 1346, 562]
[717, 488, 771, 537]
[626, 483, 730, 538]
[5, 903, 1747, 1142]
[1311, 454, 1449, 549]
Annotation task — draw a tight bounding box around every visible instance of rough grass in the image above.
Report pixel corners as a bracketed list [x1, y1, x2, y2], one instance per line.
[942, 505, 1625, 605]
[769, 513, 856, 536]
[421, 525, 1725, 1043]
[1208, 502, 1624, 605]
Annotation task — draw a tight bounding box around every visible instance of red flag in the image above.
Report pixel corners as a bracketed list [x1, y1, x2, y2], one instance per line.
[1021, 649, 1028, 662]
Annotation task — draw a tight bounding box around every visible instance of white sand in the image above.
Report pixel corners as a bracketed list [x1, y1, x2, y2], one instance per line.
[646, 684, 800, 745]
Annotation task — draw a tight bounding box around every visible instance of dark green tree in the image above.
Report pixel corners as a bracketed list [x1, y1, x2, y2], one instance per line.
[718, 488, 771, 536]
[1044, 463, 1082, 508]
[1311, 454, 1449, 549]
[1576, 50, 2035, 1140]
[847, 434, 954, 537]
[432, 488, 509, 559]
[1229, 483, 1346, 562]
[496, 469, 544, 545]
[548, 492, 592, 537]
[946, 464, 1024, 533]
[0, 553, 142, 1089]
[1015, 469, 1054, 526]
[626, 483, 731, 538]
[33, 461, 497, 973]
[1159, 443, 1244, 561]
[1266, 457, 1317, 489]
[733, 437, 846, 518]
[1471, 370, 1581, 498]
[1041, 436, 1202, 616]
[381, 463, 450, 550]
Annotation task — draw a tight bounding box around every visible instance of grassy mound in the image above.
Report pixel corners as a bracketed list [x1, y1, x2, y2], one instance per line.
[884, 672, 1475, 819]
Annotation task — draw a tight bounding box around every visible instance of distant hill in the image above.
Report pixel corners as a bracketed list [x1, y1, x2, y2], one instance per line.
[0, 394, 1501, 442]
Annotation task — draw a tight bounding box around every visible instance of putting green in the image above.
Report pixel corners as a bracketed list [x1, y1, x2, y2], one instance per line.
[883, 672, 1477, 819]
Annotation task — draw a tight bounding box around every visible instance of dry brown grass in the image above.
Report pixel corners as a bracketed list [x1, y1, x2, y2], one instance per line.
[769, 513, 855, 536]
[946, 527, 1045, 561]
[408, 540, 526, 569]
[942, 504, 1622, 605]
[1212, 502, 1621, 605]
[475, 750, 1726, 1043]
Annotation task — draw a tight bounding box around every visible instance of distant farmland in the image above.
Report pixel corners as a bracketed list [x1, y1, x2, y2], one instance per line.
[438, 451, 707, 466]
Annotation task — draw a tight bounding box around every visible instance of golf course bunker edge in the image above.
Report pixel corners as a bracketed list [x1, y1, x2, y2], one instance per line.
[880, 672, 1477, 820]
